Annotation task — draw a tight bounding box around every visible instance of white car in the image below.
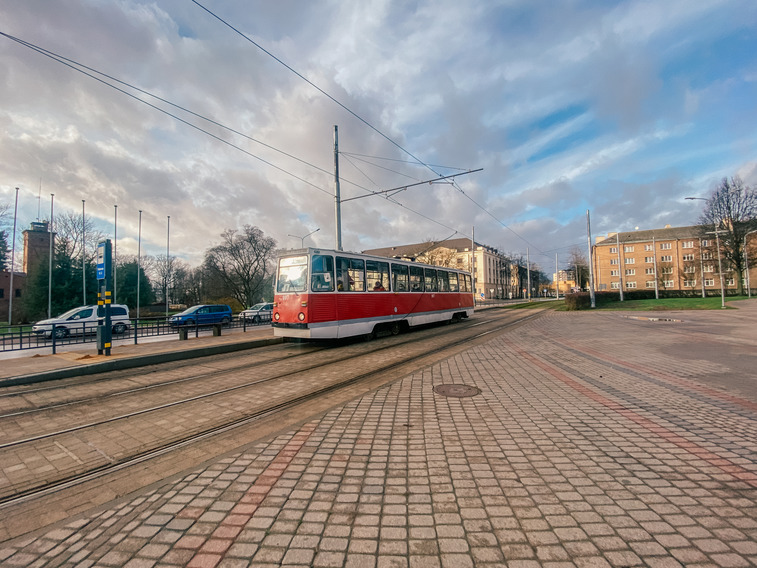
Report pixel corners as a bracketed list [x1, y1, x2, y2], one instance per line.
[241, 302, 274, 324]
[32, 304, 131, 339]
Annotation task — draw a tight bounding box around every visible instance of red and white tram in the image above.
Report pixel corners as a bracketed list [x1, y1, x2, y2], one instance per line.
[272, 248, 474, 339]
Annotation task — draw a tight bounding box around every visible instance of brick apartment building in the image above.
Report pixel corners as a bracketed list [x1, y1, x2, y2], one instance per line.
[363, 238, 533, 299]
[592, 224, 757, 295]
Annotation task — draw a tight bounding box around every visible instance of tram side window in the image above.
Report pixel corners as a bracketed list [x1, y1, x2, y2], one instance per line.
[311, 255, 334, 292]
[409, 266, 424, 292]
[392, 264, 409, 291]
[424, 268, 438, 292]
[366, 260, 390, 291]
[462, 274, 472, 292]
[449, 273, 459, 292]
[336, 257, 365, 291]
[438, 271, 450, 292]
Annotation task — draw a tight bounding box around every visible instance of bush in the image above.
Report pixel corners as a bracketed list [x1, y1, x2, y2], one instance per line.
[563, 292, 592, 310]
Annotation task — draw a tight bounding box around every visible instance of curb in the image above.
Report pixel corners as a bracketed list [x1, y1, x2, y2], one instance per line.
[0, 337, 284, 388]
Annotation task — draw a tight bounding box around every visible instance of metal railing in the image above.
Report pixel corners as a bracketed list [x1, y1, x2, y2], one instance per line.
[0, 314, 272, 354]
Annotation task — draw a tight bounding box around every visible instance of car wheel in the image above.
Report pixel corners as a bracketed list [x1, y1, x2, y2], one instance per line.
[221, 317, 230, 326]
[253, 315, 261, 324]
[113, 323, 127, 334]
[53, 327, 69, 339]
[185, 319, 195, 326]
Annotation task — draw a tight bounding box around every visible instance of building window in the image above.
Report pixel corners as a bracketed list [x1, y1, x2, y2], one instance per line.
[701, 239, 710, 247]
[645, 268, 655, 275]
[610, 258, 618, 265]
[663, 280, 674, 288]
[683, 266, 695, 273]
[611, 282, 620, 289]
[625, 269, 635, 276]
[660, 255, 672, 262]
[644, 244, 653, 251]
[704, 265, 714, 273]
[683, 279, 696, 287]
[610, 270, 619, 276]
[644, 256, 654, 263]
[704, 279, 715, 286]
[702, 252, 712, 260]
[683, 254, 694, 261]
[660, 243, 672, 250]
[682, 241, 694, 248]
[661, 267, 673, 274]
[624, 246, 634, 253]
[645, 281, 656, 288]
[726, 278, 735, 286]
[626, 281, 637, 289]
[610, 246, 618, 254]
[625, 258, 635, 264]
[14, 289, 21, 298]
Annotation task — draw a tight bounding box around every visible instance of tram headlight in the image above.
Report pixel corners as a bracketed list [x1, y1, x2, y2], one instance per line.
[274, 313, 280, 321]
[298, 312, 305, 321]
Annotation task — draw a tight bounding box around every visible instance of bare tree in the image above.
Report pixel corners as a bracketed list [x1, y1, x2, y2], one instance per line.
[54, 210, 106, 262]
[204, 225, 277, 308]
[697, 176, 757, 294]
[568, 246, 590, 290]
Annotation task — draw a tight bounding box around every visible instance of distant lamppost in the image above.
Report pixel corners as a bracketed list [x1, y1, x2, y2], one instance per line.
[114, 204, 118, 304]
[48, 194, 54, 318]
[686, 197, 725, 309]
[745, 229, 757, 299]
[166, 215, 170, 318]
[288, 228, 320, 248]
[8, 187, 19, 325]
[82, 199, 86, 305]
[137, 210, 142, 321]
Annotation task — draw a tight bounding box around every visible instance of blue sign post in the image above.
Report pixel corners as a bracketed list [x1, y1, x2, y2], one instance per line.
[96, 240, 113, 355]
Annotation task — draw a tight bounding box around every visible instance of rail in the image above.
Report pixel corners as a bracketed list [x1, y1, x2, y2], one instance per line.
[0, 314, 272, 354]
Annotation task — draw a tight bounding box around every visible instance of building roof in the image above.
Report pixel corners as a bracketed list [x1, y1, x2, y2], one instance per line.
[363, 237, 487, 259]
[594, 224, 711, 246]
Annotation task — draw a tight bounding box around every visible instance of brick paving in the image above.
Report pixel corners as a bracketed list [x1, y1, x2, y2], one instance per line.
[1, 302, 756, 567]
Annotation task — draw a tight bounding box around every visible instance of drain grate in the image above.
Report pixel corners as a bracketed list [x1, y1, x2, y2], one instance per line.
[433, 384, 481, 398]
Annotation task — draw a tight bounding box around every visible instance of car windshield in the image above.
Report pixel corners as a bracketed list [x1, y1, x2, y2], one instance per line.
[56, 307, 84, 319]
[175, 307, 199, 316]
[248, 303, 266, 311]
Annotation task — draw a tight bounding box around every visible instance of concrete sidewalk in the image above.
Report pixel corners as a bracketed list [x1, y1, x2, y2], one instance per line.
[1, 302, 756, 567]
[0, 327, 281, 387]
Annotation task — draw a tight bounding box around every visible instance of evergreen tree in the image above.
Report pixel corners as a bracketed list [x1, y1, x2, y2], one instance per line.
[0, 230, 9, 272]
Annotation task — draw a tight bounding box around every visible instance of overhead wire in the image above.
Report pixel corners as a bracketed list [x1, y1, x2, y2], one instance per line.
[190, 0, 544, 256]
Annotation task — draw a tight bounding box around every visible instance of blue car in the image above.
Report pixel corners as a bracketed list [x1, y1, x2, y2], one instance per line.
[169, 304, 232, 327]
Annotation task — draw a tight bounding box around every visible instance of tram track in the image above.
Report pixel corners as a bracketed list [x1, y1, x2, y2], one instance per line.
[0, 308, 547, 511]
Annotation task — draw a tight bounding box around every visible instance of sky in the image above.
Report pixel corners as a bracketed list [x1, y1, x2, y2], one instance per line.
[1, 0, 756, 272]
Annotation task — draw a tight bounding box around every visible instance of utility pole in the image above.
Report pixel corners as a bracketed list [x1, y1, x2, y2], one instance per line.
[616, 233, 624, 301]
[8, 187, 19, 325]
[334, 125, 342, 251]
[48, 194, 54, 319]
[527, 248, 531, 301]
[82, 200, 86, 305]
[586, 210, 596, 308]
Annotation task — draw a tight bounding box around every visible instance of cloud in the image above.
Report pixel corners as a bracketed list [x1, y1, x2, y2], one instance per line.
[0, 0, 755, 272]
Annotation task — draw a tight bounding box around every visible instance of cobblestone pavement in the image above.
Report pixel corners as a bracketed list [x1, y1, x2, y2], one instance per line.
[1, 303, 756, 567]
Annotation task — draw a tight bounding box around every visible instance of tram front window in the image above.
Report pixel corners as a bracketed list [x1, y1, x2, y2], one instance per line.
[277, 256, 308, 292]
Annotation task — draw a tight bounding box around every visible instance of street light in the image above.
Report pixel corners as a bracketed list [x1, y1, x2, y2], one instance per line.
[288, 228, 320, 248]
[685, 197, 726, 309]
[745, 229, 757, 299]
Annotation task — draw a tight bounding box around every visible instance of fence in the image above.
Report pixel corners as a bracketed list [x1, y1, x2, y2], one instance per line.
[0, 314, 272, 354]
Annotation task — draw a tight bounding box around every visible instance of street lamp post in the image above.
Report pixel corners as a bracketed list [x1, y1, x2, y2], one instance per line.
[686, 197, 726, 309]
[288, 228, 320, 248]
[745, 229, 757, 299]
[8, 187, 19, 325]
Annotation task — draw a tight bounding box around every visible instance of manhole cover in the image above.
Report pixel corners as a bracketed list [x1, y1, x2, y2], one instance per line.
[434, 384, 481, 398]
